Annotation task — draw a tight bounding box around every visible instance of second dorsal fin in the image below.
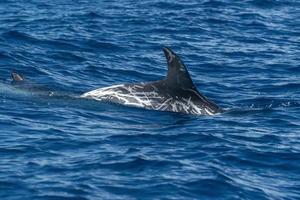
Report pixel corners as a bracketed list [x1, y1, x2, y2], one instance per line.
[163, 47, 196, 90]
[11, 72, 24, 82]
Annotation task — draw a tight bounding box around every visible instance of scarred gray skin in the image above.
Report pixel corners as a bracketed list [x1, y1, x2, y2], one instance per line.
[81, 47, 222, 115]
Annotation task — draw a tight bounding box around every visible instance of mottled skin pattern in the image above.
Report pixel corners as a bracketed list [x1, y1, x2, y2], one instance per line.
[82, 81, 220, 115]
[82, 47, 222, 115]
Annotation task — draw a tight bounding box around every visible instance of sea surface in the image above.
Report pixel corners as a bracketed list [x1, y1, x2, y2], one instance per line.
[0, 0, 299, 199]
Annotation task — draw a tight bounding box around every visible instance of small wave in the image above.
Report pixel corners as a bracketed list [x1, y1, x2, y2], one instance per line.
[148, 2, 186, 10]
[0, 51, 11, 59]
[68, 11, 106, 20]
[35, 194, 89, 200]
[234, 12, 266, 20]
[83, 39, 124, 52]
[202, 0, 229, 7]
[258, 83, 300, 93]
[233, 97, 300, 109]
[84, 11, 102, 18]
[0, 147, 26, 154]
[82, 156, 182, 172]
[2, 30, 87, 52]
[43, 39, 86, 52]
[183, 176, 241, 198]
[247, 0, 289, 8]
[2, 30, 38, 42]
[47, 51, 86, 62]
[0, 145, 41, 156]
[228, 102, 300, 116]
[205, 17, 231, 25]
[106, 157, 180, 170]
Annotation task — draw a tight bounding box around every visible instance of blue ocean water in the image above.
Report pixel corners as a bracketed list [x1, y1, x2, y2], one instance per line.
[0, 0, 300, 199]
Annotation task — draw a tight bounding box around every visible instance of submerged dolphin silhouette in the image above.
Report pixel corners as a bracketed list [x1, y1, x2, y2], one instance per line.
[11, 72, 55, 96]
[81, 47, 222, 115]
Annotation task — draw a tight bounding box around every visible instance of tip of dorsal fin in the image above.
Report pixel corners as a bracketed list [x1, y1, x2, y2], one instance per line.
[11, 72, 24, 82]
[162, 47, 195, 89]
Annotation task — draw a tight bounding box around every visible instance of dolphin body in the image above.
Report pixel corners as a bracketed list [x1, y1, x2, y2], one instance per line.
[11, 72, 55, 96]
[81, 47, 222, 115]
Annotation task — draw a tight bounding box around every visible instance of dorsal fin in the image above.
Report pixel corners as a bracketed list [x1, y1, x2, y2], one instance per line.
[163, 47, 196, 90]
[11, 72, 24, 82]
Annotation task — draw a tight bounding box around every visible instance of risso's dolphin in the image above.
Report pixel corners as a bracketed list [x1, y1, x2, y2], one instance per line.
[81, 47, 222, 115]
[11, 72, 55, 96]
